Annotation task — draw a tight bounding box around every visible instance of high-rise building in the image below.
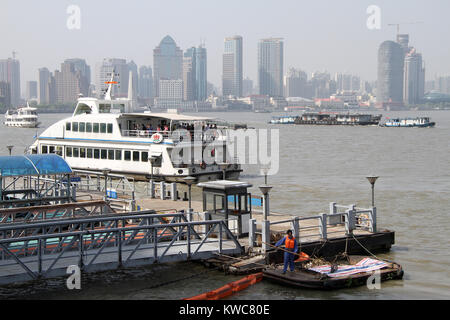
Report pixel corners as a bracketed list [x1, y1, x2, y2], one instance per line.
[26, 81, 38, 100]
[436, 76, 450, 94]
[258, 38, 284, 97]
[335, 73, 361, 93]
[54, 61, 85, 104]
[64, 58, 91, 96]
[195, 46, 207, 101]
[377, 40, 404, 105]
[0, 58, 21, 107]
[38, 67, 51, 104]
[153, 36, 183, 98]
[242, 77, 253, 97]
[222, 36, 243, 97]
[403, 48, 425, 105]
[0, 81, 11, 108]
[284, 68, 308, 97]
[183, 48, 196, 101]
[128, 61, 138, 99]
[155, 79, 183, 109]
[96, 58, 129, 98]
[138, 66, 153, 100]
[183, 45, 208, 101]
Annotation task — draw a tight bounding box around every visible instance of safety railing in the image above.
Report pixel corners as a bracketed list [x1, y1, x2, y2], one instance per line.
[248, 202, 377, 251]
[0, 211, 242, 282]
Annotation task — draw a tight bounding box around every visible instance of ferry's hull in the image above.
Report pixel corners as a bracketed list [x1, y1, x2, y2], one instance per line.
[4, 122, 40, 128]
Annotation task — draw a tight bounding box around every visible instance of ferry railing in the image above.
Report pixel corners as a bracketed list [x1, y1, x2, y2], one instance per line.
[0, 214, 242, 282]
[121, 129, 224, 144]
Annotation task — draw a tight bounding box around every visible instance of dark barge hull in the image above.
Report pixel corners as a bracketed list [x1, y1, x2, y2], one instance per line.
[263, 258, 403, 290]
[294, 120, 380, 126]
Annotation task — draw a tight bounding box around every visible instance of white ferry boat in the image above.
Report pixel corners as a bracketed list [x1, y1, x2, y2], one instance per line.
[28, 77, 242, 182]
[381, 117, 435, 128]
[4, 103, 40, 128]
[269, 115, 297, 124]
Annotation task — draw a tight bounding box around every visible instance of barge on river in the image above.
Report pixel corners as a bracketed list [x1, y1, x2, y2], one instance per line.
[294, 112, 382, 126]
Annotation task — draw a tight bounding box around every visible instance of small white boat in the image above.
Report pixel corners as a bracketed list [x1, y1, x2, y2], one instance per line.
[269, 116, 297, 124]
[381, 117, 435, 128]
[4, 103, 40, 128]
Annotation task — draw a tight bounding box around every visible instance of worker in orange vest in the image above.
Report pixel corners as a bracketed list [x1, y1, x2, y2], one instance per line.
[275, 229, 298, 274]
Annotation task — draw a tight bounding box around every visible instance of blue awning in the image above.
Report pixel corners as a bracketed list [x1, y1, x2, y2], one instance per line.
[0, 154, 72, 177]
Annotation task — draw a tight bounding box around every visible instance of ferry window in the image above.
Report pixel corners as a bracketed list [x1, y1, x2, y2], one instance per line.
[115, 150, 122, 160]
[56, 146, 63, 156]
[99, 104, 111, 113]
[74, 103, 92, 115]
[101, 149, 107, 159]
[100, 123, 107, 133]
[93, 123, 99, 133]
[124, 151, 131, 161]
[66, 147, 72, 157]
[49, 146, 55, 154]
[94, 149, 100, 159]
[108, 150, 114, 160]
[107, 123, 113, 133]
[87, 148, 93, 158]
[73, 148, 79, 158]
[86, 123, 92, 133]
[80, 148, 86, 158]
[141, 152, 148, 162]
[41, 145, 48, 154]
[79, 122, 85, 132]
[66, 122, 71, 131]
[133, 151, 140, 162]
[72, 122, 78, 132]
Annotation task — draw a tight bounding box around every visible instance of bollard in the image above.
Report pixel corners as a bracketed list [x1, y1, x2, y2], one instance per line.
[319, 213, 328, 240]
[261, 220, 271, 254]
[160, 181, 165, 200]
[171, 183, 177, 201]
[370, 207, 377, 232]
[248, 218, 256, 249]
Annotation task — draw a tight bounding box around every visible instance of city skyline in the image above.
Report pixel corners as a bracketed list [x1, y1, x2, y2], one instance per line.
[2, 0, 450, 92]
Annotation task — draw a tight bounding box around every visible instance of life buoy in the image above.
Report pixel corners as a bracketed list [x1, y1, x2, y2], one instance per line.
[200, 161, 206, 169]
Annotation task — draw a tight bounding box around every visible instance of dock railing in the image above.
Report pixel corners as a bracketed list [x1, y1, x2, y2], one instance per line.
[248, 202, 377, 252]
[0, 210, 242, 282]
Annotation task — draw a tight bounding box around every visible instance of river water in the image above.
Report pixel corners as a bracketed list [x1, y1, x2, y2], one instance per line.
[0, 110, 448, 300]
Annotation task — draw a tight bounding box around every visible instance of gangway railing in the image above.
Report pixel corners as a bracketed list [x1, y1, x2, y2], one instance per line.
[0, 211, 242, 282]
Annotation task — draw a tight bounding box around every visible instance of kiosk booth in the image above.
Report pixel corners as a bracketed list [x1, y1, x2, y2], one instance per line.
[197, 180, 252, 237]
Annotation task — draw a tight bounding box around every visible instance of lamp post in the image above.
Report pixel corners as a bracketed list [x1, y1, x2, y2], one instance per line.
[260, 166, 270, 185]
[259, 185, 273, 220]
[102, 168, 111, 201]
[148, 156, 156, 181]
[6, 145, 13, 156]
[218, 163, 228, 180]
[366, 176, 379, 207]
[183, 176, 197, 217]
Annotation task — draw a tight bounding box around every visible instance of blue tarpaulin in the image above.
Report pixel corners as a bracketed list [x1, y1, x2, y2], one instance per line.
[0, 154, 72, 177]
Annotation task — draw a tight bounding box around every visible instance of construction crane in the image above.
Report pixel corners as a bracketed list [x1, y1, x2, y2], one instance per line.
[387, 21, 424, 35]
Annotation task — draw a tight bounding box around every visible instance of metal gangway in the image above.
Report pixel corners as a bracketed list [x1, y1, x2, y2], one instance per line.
[0, 210, 243, 285]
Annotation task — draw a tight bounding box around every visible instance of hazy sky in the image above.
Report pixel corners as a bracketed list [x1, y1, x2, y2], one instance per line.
[2, 0, 450, 92]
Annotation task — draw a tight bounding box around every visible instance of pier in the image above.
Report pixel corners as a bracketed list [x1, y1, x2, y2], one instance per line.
[0, 155, 396, 285]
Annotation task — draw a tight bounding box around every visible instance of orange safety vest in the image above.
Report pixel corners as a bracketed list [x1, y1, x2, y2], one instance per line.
[285, 236, 295, 249]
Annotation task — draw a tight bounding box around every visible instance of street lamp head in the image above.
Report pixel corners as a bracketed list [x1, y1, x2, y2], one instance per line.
[6, 145, 13, 155]
[183, 176, 197, 186]
[366, 176, 379, 185]
[259, 184, 272, 195]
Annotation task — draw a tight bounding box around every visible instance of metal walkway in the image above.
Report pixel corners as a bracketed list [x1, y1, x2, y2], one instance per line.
[0, 211, 243, 285]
